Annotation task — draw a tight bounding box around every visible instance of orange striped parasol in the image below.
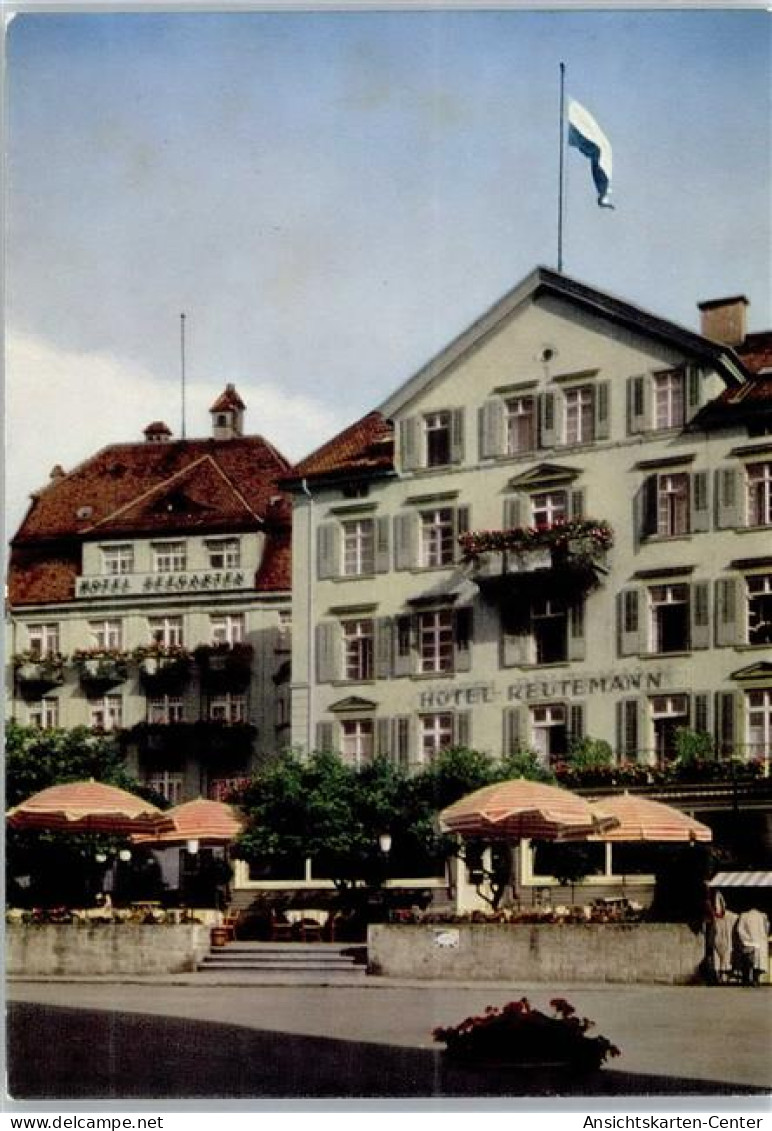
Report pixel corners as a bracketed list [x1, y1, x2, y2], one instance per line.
[588, 792, 713, 843]
[7, 780, 173, 836]
[132, 798, 244, 846]
[440, 778, 619, 841]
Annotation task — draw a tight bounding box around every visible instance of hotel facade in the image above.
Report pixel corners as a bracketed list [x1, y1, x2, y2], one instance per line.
[6, 387, 293, 806]
[287, 268, 772, 791]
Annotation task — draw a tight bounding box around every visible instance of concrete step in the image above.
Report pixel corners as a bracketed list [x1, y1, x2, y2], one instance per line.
[201, 957, 361, 970]
[206, 950, 359, 965]
[200, 960, 367, 973]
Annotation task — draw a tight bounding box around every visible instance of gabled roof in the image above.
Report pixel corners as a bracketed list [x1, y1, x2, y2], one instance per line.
[9, 433, 294, 604]
[13, 435, 292, 545]
[378, 266, 751, 418]
[507, 462, 581, 489]
[285, 410, 395, 487]
[210, 383, 246, 413]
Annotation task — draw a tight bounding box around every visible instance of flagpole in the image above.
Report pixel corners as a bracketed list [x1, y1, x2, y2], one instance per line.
[558, 61, 566, 273]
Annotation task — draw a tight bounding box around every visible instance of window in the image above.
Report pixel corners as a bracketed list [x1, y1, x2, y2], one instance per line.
[420, 713, 453, 762]
[564, 387, 594, 445]
[747, 575, 772, 646]
[424, 412, 452, 467]
[341, 719, 374, 768]
[207, 538, 240, 569]
[148, 616, 184, 647]
[210, 613, 244, 646]
[89, 695, 123, 730]
[653, 371, 685, 430]
[656, 473, 690, 537]
[343, 619, 374, 681]
[417, 609, 454, 674]
[746, 690, 772, 759]
[531, 598, 568, 664]
[341, 518, 375, 576]
[152, 541, 186, 573]
[506, 397, 537, 455]
[530, 704, 568, 764]
[146, 771, 184, 805]
[28, 624, 60, 657]
[747, 462, 772, 527]
[208, 694, 246, 723]
[148, 696, 184, 724]
[650, 585, 689, 654]
[650, 695, 689, 764]
[276, 610, 292, 652]
[28, 697, 59, 728]
[531, 491, 567, 528]
[88, 619, 123, 650]
[102, 544, 134, 575]
[420, 508, 455, 567]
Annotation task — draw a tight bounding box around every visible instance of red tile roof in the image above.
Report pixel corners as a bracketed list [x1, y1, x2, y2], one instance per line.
[9, 434, 293, 604]
[289, 411, 394, 483]
[210, 383, 246, 412]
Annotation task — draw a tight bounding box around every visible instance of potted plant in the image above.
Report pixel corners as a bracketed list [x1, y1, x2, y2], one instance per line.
[433, 997, 620, 1076]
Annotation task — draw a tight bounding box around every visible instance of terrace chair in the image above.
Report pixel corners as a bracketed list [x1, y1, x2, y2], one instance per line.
[269, 910, 294, 942]
[299, 916, 323, 943]
[222, 909, 241, 942]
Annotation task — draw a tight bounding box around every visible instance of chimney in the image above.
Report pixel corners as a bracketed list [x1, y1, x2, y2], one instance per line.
[698, 295, 749, 347]
[144, 421, 172, 444]
[209, 383, 246, 440]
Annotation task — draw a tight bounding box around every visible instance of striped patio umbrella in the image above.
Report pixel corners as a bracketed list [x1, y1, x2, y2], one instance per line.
[132, 798, 244, 846]
[440, 778, 619, 842]
[7, 780, 173, 836]
[588, 792, 713, 843]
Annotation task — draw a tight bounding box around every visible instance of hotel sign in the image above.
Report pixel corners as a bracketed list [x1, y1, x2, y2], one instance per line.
[76, 570, 251, 599]
[418, 670, 667, 709]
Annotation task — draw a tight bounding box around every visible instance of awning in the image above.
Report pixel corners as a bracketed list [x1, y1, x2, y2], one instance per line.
[407, 571, 479, 606]
[708, 872, 772, 889]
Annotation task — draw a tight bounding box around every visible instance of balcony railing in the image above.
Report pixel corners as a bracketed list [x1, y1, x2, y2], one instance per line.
[133, 645, 192, 690]
[73, 650, 129, 690]
[13, 653, 66, 697]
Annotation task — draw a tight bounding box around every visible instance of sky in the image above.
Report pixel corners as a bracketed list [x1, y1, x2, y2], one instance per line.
[6, 6, 771, 538]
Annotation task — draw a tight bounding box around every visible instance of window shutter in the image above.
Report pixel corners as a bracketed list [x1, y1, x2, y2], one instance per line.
[375, 517, 391, 573]
[595, 381, 610, 440]
[450, 408, 465, 465]
[393, 513, 416, 570]
[633, 477, 657, 546]
[715, 691, 736, 757]
[454, 607, 473, 672]
[690, 582, 710, 650]
[315, 622, 339, 683]
[694, 693, 711, 737]
[454, 711, 471, 749]
[399, 416, 420, 471]
[479, 399, 504, 459]
[715, 468, 742, 529]
[618, 589, 641, 656]
[715, 577, 740, 646]
[455, 504, 471, 537]
[568, 600, 586, 660]
[540, 391, 557, 448]
[316, 721, 334, 752]
[570, 489, 585, 519]
[503, 706, 524, 757]
[393, 615, 414, 677]
[691, 471, 710, 533]
[687, 366, 702, 414]
[503, 495, 522, 529]
[393, 716, 412, 770]
[501, 609, 529, 667]
[316, 523, 339, 580]
[569, 703, 585, 747]
[616, 699, 639, 761]
[376, 717, 392, 759]
[375, 618, 392, 679]
[627, 375, 647, 434]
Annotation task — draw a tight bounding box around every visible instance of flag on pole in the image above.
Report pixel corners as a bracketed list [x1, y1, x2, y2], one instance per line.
[567, 98, 614, 208]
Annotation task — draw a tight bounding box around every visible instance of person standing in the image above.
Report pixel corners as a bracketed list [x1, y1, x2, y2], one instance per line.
[735, 906, 770, 986]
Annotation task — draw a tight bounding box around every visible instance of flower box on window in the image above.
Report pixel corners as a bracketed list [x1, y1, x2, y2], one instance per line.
[13, 652, 67, 693]
[194, 643, 254, 690]
[73, 648, 129, 688]
[133, 644, 191, 688]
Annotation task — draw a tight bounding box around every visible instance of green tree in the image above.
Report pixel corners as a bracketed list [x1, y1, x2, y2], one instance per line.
[6, 721, 163, 907]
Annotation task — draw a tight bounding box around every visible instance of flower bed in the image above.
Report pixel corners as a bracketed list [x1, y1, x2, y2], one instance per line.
[434, 997, 620, 1072]
[458, 518, 614, 560]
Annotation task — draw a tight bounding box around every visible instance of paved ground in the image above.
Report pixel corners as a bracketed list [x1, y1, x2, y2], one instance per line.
[7, 980, 771, 1101]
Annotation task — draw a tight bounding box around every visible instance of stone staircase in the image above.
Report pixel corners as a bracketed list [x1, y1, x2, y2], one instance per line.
[197, 941, 368, 984]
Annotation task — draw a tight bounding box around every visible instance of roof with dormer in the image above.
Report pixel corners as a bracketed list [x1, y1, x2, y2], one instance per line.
[210, 383, 246, 413]
[9, 433, 293, 605]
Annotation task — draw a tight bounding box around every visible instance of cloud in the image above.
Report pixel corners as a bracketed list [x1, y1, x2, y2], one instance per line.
[5, 330, 347, 540]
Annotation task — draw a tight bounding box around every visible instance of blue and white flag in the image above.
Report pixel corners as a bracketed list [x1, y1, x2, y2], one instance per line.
[567, 98, 614, 208]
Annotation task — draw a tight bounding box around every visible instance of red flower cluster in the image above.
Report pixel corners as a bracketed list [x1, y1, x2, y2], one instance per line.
[433, 996, 620, 1072]
[458, 518, 614, 559]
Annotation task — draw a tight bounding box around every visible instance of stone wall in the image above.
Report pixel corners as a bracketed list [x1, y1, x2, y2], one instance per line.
[368, 923, 705, 984]
[7, 924, 211, 976]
